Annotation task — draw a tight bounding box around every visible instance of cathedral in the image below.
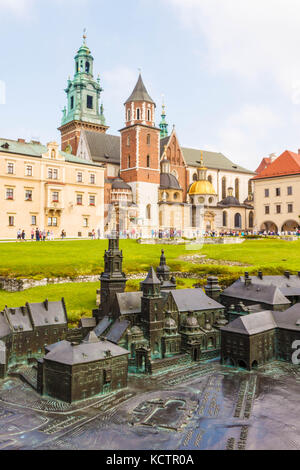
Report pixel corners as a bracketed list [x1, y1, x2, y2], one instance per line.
[60, 35, 255, 237]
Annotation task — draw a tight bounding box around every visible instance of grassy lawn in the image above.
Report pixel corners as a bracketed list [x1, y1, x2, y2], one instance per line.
[0, 278, 200, 324]
[0, 238, 299, 280]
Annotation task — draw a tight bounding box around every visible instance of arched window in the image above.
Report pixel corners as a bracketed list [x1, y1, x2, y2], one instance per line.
[235, 178, 240, 201]
[146, 204, 151, 220]
[76, 62, 79, 73]
[147, 109, 151, 121]
[223, 211, 227, 227]
[136, 108, 140, 120]
[235, 213, 242, 228]
[128, 155, 131, 168]
[147, 134, 151, 145]
[147, 155, 150, 168]
[51, 149, 55, 159]
[222, 177, 226, 199]
[249, 211, 254, 228]
[85, 61, 90, 73]
[208, 175, 212, 184]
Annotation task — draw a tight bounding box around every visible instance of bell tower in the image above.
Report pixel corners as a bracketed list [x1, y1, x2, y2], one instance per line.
[119, 74, 160, 237]
[58, 31, 108, 155]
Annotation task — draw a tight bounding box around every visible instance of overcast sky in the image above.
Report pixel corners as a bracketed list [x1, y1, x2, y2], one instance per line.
[1, 0, 300, 170]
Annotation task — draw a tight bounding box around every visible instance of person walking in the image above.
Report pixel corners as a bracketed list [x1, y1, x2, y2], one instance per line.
[17, 229, 21, 242]
[36, 228, 40, 241]
[21, 230, 26, 241]
[31, 229, 34, 241]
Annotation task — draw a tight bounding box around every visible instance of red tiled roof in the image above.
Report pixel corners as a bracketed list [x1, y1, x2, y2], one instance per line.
[255, 157, 272, 175]
[253, 150, 300, 179]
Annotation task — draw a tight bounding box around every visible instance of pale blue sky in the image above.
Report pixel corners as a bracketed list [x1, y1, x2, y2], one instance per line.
[2, 0, 300, 170]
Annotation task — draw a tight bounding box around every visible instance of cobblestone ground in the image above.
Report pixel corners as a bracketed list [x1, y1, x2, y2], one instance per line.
[0, 360, 300, 450]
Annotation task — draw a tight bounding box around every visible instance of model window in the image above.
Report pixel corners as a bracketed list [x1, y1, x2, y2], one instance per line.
[7, 163, 14, 174]
[276, 188, 281, 196]
[87, 95, 93, 109]
[287, 186, 293, 196]
[77, 172, 83, 183]
[26, 165, 32, 176]
[25, 190, 32, 201]
[77, 194, 83, 205]
[8, 216, 14, 226]
[6, 188, 14, 200]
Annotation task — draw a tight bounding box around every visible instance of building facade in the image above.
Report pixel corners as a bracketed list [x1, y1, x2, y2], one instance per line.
[0, 140, 105, 239]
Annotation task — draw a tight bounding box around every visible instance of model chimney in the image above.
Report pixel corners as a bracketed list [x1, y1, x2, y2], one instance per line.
[244, 272, 251, 286]
[258, 271, 263, 280]
[284, 271, 290, 279]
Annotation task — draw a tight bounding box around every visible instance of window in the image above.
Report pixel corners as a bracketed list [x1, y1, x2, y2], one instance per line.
[276, 188, 281, 196]
[147, 134, 151, 145]
[223, 211, 227, 227]
[77, 194, 83, 205]
[235, 178, 240, 201]
[208, 175, 212, 184]
[127, 109, 131, 121]
[248, 180, 252, 196]
[31, 215, 37, 225]
[127, 136, 130, 146]
[222, 177, 226, 199]
[26, 165, 32, 176]
[288, 203, 293, 213]
[146, 204, 151, 220]
[276, 204, 281, 214]
[128, 155, 131, 168]
[77, 172, 83, 183]
[265, 188, 269, 197]
[83, 217, 89, 227]
[249, 211, 254, 228]
[6, 188, 14, 200]
[265, 205, 270, 214]
[90, 174, 95, 184]
[85, 61, 90, 73]
[48, 217, 57, 227]
[234, 213, 241, 228]
[7, 163, 14, 174]
[48, 168, 53, 179]
[147, 109, 151, 121]
[51, 149, 56, 159]
[52, 192, 59, 203]
[8, 216, 14, 226]
[136, 108, 140, 120]
[25, 190, 32, 201]
[89, 195, 95, 206]
[53, 169, 58, 180]
[70, 96, 74, 109]
[287, 186, 293, 196]
[147, 155, 150, 168]
[87, 95, 93, 109]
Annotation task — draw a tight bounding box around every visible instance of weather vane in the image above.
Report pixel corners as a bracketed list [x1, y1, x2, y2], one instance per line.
[83, 28, 87, 44]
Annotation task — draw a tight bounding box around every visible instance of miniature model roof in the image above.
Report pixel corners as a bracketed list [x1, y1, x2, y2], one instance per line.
[116, 292, 143, 315]
[106, 320, 130, 344]
[111, 177, 132, 190]
[44, 339, 129, 365]
[125, 74, 155, 105]
[273, 303, 300, 331]
[238, 274, 300, 297]
[81, 130, 120, 164]
[93, 316, 112, 337]
[0, 138, 101, 167]
[160, 173, 181, 190]
[168, 288, 224, 312]
[0, 312, 12, 338]
[222, 279, 291, 306]
[142, 267, 161, 285]
[79, 317, 97, 328]
[253, 150, 300, 179]
[0, 341, 6, 365]
[26, 299, 67, 327]
[4, 306, 33, 333]
[221, 310, 277, 335]
[83, 331, 99, 343]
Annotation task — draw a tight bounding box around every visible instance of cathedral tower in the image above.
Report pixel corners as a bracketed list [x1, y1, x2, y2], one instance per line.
[98, 235, 127, 320]
[58, 31, 108, 155]
[119, 74, 160, 237]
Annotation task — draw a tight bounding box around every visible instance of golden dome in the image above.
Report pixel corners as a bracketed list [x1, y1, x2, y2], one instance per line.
[189, 180, 216, 196]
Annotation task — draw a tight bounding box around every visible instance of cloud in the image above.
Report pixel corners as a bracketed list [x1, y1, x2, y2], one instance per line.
[204, 105, 283, 169]
[0, 0, 36, 17]
[166, 0, 300, 99]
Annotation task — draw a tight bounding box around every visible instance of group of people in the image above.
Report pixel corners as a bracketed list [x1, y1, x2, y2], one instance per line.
[16, 229, 67, 241]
